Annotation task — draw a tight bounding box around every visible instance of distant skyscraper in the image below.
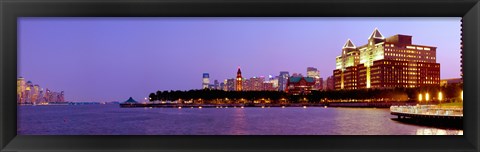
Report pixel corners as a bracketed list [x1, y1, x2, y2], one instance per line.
[307, 67, 320, 78]
[236, 67, 243, 91]
[202, 73, 210, 89]
[248, 76, 265, 91]
[17, 77, 26, 104]
[17, 77, 65, 103]
[226, 79, 235, 91]
[278, 71, 290, 91]
[220, 82, 225, 91]
[307, 67, 322, 90]
[214, 80, 219, 90]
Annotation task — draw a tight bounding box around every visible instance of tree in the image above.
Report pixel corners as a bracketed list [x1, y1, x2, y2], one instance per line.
[148, 93, 156, 102]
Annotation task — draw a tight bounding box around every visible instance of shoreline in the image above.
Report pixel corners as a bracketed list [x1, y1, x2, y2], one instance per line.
[119, 102, 420, 108]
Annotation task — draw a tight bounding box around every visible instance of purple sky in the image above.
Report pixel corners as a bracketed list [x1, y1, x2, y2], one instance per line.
[18, 17, 461, 102]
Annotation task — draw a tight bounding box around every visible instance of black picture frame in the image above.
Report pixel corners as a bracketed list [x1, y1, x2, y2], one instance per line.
[1, 0, 479, 152]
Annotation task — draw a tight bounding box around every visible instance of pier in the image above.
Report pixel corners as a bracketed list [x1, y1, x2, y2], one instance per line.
[390, 105, 463, 128]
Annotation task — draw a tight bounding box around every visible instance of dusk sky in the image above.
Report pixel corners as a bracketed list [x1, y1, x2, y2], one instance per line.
[18, 17, 461, 102]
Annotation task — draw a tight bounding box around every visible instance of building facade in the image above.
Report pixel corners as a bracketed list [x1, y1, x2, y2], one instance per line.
[285, 76, 316, 95]
[226, 79, 235, 91]
[202, 73, 210, 89]
[236, 67, 243, 91]
[278, 71, 290, 91]
[326, 76, 335, 90]
[307, 67, 323, 90]
[333, 28, 440, 90]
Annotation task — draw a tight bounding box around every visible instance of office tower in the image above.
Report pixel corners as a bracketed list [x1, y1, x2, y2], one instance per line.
[226, 79, 235, 91]
[307, 67, 322, 90]
[333, 28, 440, 90]
[278, 71, 290, 91]
[214, 80, 219, 90]
[202, 73, 210, 89]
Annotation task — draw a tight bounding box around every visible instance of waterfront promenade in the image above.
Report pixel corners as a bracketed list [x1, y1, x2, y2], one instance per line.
[120, 102, 418, 108]
[390, 105, 463, 128]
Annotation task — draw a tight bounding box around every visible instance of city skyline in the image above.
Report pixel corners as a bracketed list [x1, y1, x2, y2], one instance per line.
[18, 17, 461, 102]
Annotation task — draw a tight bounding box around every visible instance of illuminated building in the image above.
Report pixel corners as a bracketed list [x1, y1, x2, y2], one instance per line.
[269, 76, 279, 90]
[248, 76, 265, 91]
[326, 76, 335, 90]
[32, 84, 40, 103]
[334, 28, 440, 90]
[214, 80, 219, 90]
[219, 82, 225, 91]
[16, 77, 66, 103]
[317, 78, 324, 90]
[236, 67, 243, 91]
[307, 67, 320, 78]
[278, 71, 290, 91]
[226, 79, 235, 91]
[440, 78, 462, 87]
[307, 67, 322, 90]
[263, 81, 276, 91]
[285, 76, 316, 95]
[202, 73, 210, 89]
[17, 77, 26, 104]
[334, 38, 360, 90]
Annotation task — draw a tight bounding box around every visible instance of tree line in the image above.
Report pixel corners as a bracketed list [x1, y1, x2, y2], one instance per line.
[148, 83, 463, 104]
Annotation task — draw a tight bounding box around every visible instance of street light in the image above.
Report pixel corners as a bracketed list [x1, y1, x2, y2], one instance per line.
[438, 92, 443, 102]
[418, 94, 423, 102]
[461, 90, 463, 101]
[425, 93, 430, 102]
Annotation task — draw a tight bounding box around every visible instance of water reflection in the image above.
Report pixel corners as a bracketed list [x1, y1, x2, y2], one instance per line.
[229, 108, 248, 134]
[416, 128, 463, 135]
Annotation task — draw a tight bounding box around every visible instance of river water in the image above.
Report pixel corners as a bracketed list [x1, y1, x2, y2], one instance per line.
[17, 104, 462, 135]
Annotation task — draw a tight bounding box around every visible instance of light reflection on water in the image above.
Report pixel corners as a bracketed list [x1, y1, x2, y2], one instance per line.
[18, 104, 463, 135]
[416, 128, 463, 135]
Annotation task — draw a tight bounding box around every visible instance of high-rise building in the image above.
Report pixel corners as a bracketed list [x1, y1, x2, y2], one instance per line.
[17, 77, 25, 103]
[202, 73, 210, 89]
[248, 76, 265, 91]
[226, 79, 236, 91]
[307, 67, 322, 90]
[220, 82, 225, 91]
[307, 67, 320, 78]
[214, 80, 219, 90]
[236, 67, 243, 91]
[326, 76, 335, 90]
[270, 76, 279, 90]
[278, 71, 290, 91]
[17, 77, 66, 103]
[333, 28, 440, 90]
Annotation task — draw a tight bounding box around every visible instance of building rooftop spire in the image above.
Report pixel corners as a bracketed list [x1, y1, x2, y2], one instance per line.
[369, 28, 385, 39]
[237, 66, 242, 74]
[342, 39, 356, 49]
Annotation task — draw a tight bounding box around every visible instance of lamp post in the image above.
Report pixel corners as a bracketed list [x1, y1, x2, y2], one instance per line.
[438, 92, 443, 103]
[425, 93, 430, 103]
[461, 90, 463, 101]
[418, 93, 423, 103]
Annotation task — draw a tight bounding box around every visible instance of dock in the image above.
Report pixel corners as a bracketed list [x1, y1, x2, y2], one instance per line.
[390, 105, 463, 128]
